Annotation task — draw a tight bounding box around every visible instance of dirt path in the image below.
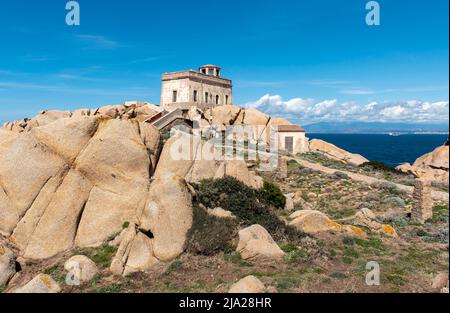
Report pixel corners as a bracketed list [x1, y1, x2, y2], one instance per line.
[288, 156, 449, 202]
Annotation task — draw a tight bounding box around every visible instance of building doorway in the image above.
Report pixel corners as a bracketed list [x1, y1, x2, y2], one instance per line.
[285, 137, 293, 153]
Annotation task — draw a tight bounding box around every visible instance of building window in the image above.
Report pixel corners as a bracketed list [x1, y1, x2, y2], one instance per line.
[205, 92, 209, 103]
[193, 90, 198, 102]
[208, 68, 214, 76]
[225, 95, 229, 105]
[215, 95, 219, 105]
[172, 90, 177, 103]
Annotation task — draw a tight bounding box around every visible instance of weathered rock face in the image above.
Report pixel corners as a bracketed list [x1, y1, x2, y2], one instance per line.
[214, 160, 263, 189]
[64, 255, 98, 283]
[288, 210, 368, 238]
[228, 275, 266, 293]
[236, 225, 285, 261]
[112, 226, 160, 277]
[309, 139, 369, 166]
[397, 145, 449, 187]
[207, 207, 236, 219]
[3, 102, 161, 134]
[236, 108, 269, 127]
[11, 274, 61, 293]
[206, 105, 241, 126]
[0, 244, 16, 287]
[354, 208, 398, 237]
[140, 173, 193, 262]
[288, 210, 342, 234]
[1, 116, 161, 259]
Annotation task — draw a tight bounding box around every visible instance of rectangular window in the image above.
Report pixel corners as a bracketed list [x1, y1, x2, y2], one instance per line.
[225, 95, 229, 104]
[172, 90, 177, 103]
[205, 92, 209, 103]
[215, 95, 219, 105]
[193, 90, 198, 102]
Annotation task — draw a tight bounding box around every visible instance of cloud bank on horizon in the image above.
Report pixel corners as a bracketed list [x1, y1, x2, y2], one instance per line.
[243, 94, 450, 126]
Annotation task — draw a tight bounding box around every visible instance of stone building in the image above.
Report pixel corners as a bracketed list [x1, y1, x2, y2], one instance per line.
[160, 64, 233, 111]
[276, 125, 309, 154]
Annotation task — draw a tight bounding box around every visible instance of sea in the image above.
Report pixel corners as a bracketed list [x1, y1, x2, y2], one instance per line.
[307, 133, 448, 167]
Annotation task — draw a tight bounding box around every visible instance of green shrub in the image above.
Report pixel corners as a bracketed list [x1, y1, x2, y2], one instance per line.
[185, 204, 237, 255]
[330, 272, 347, 279]
[261, 180, 286, 209]
[360, 161, 398, 173]
[191, 177, 304, 249]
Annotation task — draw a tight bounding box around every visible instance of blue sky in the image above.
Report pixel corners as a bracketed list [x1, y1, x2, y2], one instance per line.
[0, 0, 448, 125]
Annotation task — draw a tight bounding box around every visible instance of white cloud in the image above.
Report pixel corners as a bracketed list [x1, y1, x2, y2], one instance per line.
[243, 94, 449, 124]
[77, 35, 124, 49]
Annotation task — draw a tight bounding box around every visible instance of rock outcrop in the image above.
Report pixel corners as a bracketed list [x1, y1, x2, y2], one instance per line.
[2, 102, 161, 134]
[288, 210, 367, 238]
[236, 225, 285, 261]
[396, 145, 449, 187]
[309, 139, 369, 166]
[64, 255, 98, 283]
[1, 115, 161, 260]
[11, 274, 61, 293]
[228, 275, 266, 293]
[353, 208, 398, 237]
[0, 244, 16, 287]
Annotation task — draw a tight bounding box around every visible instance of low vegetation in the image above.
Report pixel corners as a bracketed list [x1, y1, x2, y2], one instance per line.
[186, 176, 304, 255]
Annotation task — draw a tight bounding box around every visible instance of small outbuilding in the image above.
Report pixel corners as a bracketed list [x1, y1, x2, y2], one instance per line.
[276, 125, 309, 154]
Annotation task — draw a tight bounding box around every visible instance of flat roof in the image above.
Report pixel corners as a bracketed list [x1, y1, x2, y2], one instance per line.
[277, 125, 305, 132]
[161, 70, 232, 86]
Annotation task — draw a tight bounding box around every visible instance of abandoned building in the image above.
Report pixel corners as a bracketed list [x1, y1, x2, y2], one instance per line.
[144, 65, 309, 154]
[276, 125, 309, 154]
[160, 64, 233, 111]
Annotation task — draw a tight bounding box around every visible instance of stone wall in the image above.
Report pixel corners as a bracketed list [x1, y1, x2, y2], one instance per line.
[161, 72, 232, 111]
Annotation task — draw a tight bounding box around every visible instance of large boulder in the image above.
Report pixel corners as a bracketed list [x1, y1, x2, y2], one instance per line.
[236, 225, 285, 261]
[2, 117, 160, 260]
[109, 224, 160, 276]
[288, 210, 367, 237]
[122, 231, 159, 276]
[397, 145, 449, 187]
[309, 139, 368, 166]
[11, 274, 61, 293]
[288, 210, 342, 234]
[214, 160, 263, 189]
[28, 110, 72, 129]
[414, 145, 449, 170]
[139, 173, 193, 262]
[235, 108, 269, 140]
[353, 208, 398, 237]
[31, 117, 99, 163]
[0, 244, 16, 287]
[64, 255, 98, 283]
[229, 275, 266, 293]
[206, 105, 241, 126]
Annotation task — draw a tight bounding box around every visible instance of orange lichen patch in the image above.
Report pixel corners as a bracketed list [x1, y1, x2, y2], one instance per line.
[0, 246, 6, 255]
[39, 274, 53, 289]
[326, 220, 343, 231]
[343, 225, 368, 238]
[381, 224, 398, 237]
